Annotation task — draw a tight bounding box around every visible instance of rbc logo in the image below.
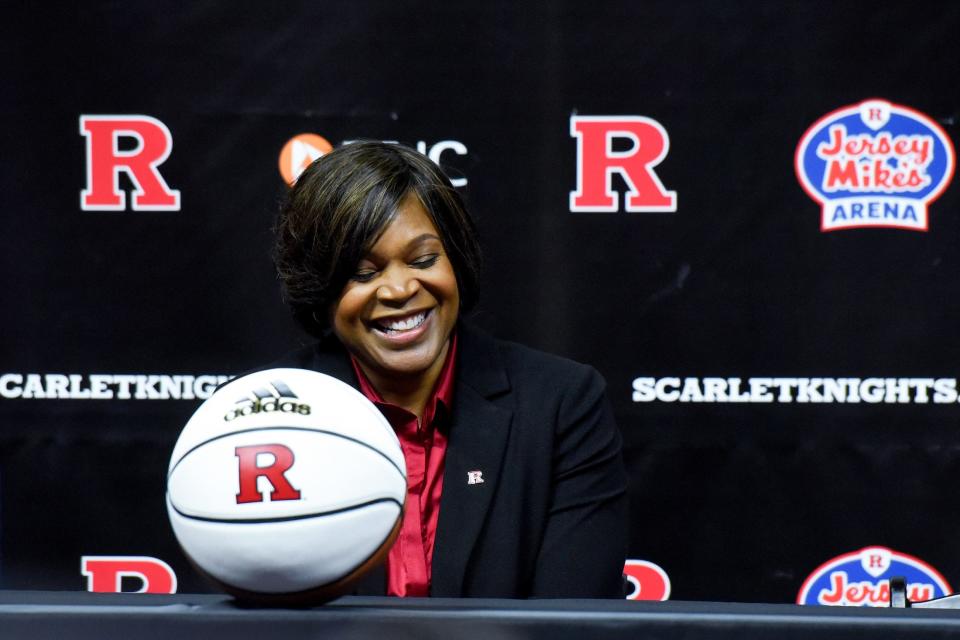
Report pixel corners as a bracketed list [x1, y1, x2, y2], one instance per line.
[797, 546, 951, 607]
[795, 99, 955, 231]
[278, 134, 469, 187]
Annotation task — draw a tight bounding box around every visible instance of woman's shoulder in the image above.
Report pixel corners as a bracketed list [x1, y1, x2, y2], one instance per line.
[461, 325, 617, 440]
[267, 343, 330, 369]
[459, 323, 604, 393]
[240, 336, 353, 382]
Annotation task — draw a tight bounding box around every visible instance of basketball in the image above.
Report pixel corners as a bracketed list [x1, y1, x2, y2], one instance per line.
[166, 368, 406, 604]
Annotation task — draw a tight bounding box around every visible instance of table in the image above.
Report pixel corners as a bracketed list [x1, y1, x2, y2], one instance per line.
[4, 591, 960, 639]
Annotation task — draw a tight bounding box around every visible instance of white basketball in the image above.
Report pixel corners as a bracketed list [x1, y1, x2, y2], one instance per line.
[166, 368, 405, 603]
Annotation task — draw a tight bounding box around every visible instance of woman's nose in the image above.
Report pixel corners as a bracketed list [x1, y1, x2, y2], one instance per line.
[376, 267, 420, 303]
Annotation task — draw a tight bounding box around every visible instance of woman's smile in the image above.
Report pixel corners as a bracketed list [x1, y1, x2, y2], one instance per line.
[370, 308, 433, 343]
[372, 308, 429, 333]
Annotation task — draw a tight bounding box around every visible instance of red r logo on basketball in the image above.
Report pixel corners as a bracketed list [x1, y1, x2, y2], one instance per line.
[235, 444, 302, 503]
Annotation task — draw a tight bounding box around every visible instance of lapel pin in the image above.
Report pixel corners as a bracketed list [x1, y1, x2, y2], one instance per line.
[467, 470, 484, 485]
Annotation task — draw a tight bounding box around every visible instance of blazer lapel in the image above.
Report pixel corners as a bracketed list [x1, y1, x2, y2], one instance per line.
[430, 323, 513, 596]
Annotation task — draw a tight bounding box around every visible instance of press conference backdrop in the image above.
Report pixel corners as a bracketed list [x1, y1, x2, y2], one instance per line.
[2, 1, 959, 604]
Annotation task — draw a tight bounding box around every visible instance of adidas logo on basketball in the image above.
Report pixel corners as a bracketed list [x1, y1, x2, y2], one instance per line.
[224, 379, 312, 421]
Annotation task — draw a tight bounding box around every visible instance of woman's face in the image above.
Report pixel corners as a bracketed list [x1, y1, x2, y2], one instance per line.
[331, 193, 460, 383]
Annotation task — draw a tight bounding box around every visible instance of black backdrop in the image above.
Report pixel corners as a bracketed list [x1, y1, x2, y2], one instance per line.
[2, 0, 959, 603]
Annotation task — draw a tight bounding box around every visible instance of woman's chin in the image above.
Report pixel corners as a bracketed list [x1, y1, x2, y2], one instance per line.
[367, 339, 448, 381]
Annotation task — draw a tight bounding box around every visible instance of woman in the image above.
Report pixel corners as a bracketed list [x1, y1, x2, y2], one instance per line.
[272, 141, 627, 598]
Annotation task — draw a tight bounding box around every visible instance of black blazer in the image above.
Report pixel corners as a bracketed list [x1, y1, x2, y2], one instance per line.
[268, 322, 628, 598]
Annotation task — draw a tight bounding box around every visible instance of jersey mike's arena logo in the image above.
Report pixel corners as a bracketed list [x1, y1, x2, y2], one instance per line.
[795, 100, 954, 232]
[797, 546, 951, 606]
[224, 379, 311, 421]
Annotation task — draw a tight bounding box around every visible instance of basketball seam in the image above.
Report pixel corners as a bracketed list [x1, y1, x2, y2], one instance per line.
[167, 425, 406, 481]
[169, 496, 402, 524]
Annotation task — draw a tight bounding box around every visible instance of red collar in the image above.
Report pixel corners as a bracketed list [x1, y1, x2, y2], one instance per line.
[349, 332, 458, 430]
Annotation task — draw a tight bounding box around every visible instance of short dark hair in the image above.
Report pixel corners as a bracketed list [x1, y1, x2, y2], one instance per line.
[275, 141, 482, 338]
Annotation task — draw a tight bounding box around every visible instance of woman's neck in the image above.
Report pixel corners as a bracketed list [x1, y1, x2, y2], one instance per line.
[360, 340, 451, 418]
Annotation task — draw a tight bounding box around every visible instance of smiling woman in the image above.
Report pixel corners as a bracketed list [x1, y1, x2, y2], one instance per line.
[270, 141, 627, 599]
[331, 194, 461, 415]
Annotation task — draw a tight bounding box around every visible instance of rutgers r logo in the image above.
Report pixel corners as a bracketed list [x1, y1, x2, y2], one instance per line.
[569, 115, 676, 213]
[867, 553, 885, 568]
[79, 114, 181, 211]
[235, 444, 303, 504]
[81, 556, 177, 594]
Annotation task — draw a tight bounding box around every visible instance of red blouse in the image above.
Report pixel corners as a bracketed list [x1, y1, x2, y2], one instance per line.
[350, 334, 457, 596]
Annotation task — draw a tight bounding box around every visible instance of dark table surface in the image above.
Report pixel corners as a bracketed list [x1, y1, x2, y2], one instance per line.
[3, 590, 960, 639]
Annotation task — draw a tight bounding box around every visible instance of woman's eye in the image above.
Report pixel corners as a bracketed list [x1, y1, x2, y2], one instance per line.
[351, 269, 378, 282]
[411, 254, 440, 269]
